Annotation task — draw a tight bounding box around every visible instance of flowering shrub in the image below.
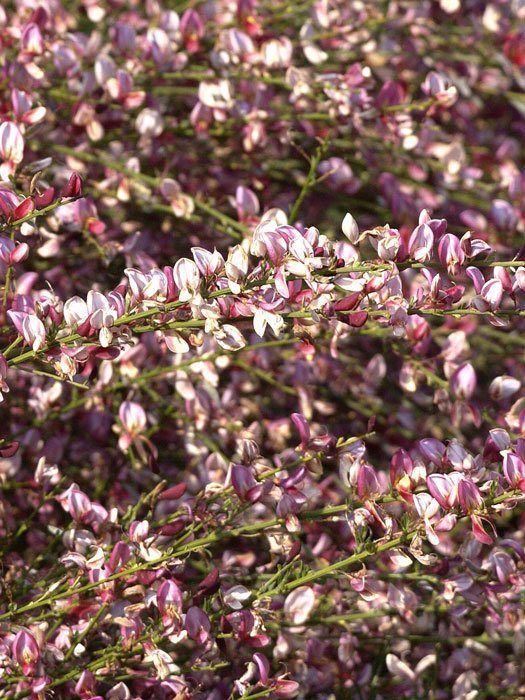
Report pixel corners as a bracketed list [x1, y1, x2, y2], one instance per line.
[0, 1, 525, 698]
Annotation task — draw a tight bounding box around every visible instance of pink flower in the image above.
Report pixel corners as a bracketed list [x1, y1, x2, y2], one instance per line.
[283, 586, 315, 625]
[0, 236, 29, 265]
[117, 401, 147, 450]
[191, 246, 225, 276]
[342, 212, 360, 244]
[0, 121, 24, 179]
[427, 473, 461, 509]
[61, 172, 83, 198]
[421, 71, 458, 105]
[357, 463, 382, 500]
[457, 478, 483, 513]
[231, 464, 265, 502]
[502, 452, 525, 491]
[438, 233, 465, 275]
[12, 629, 40, 675]
[413, 492, 456, 545]
[451, 363, 477, 400]
[480, 278, 503, 310]
[21, 23, 44, 54]
[7, 311, 46, 351]
[125, 268, 167, 302]
[180, 9, 205, 53]
[408, 223, 434, 262]
[234, 186, 259, 222]
[173, 258, 201, 301]
[185, 606, 211, 644]
[159, 179, 194, 218]
[157, 579, 183, 627]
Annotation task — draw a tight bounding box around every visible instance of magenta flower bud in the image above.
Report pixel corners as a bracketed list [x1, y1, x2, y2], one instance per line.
[427, 473, 460, 509]
[7, 311, 46, 351]
[438, 233, 465, 275]
[375, 80, 406, 108]
[173, 258, 200, 302]
[421, 71, 457, 105]
[342, 212, 360, 244]
[493, 265, 513, 293]
[408, 223, 434, 262]
[451, 363, 476, 400]
[457, 478, 483, 513]
[61, 172, 83, 198]
[108, 541, 131, 573]
[235, 186, 259, 221]
[185, 606, 211, 644]
[11, 242, 29, 263]
[0, 237, 29, 265]
[515, 267, 525, 292]
[231, 464, 263, 502]
[12, 628, 40, 675]
[480, 278, 503, 310]
[347, 310, 368, 327]
[502, 452, 525, 491]
[357, 463, 382, 500]
[158, 521, 185, 537]
[0, 121, 24, 165]
[0, 185, 20, 220]
[489, 550, 515, 584]
[158, 483, 187, 501]
[67, 486, 92, 522]
[162, 265, 177, 301]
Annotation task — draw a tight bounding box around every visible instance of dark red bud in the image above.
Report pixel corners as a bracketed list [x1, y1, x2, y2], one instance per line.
[334, 294, 360, 312]
[0, 441, 20, 458]
[158, 483, 187, 501]
[157, 520, 186, 537]
[34, 187, 55, 208]
[13, 198, 35, 220]
[198, 567, 219, 591]
[61, 172, 83, 198]
[347, 311, 368, 327]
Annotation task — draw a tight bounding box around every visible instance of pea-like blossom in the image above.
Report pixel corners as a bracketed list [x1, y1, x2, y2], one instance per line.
[11, 629, 40, 675]
[0, 121, 24, 180]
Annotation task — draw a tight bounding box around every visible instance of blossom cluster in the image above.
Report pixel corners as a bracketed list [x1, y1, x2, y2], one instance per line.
[0, 0, 524, 699]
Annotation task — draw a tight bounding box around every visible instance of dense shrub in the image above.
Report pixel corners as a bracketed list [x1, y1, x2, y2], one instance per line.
[0, 1, 524, 698]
